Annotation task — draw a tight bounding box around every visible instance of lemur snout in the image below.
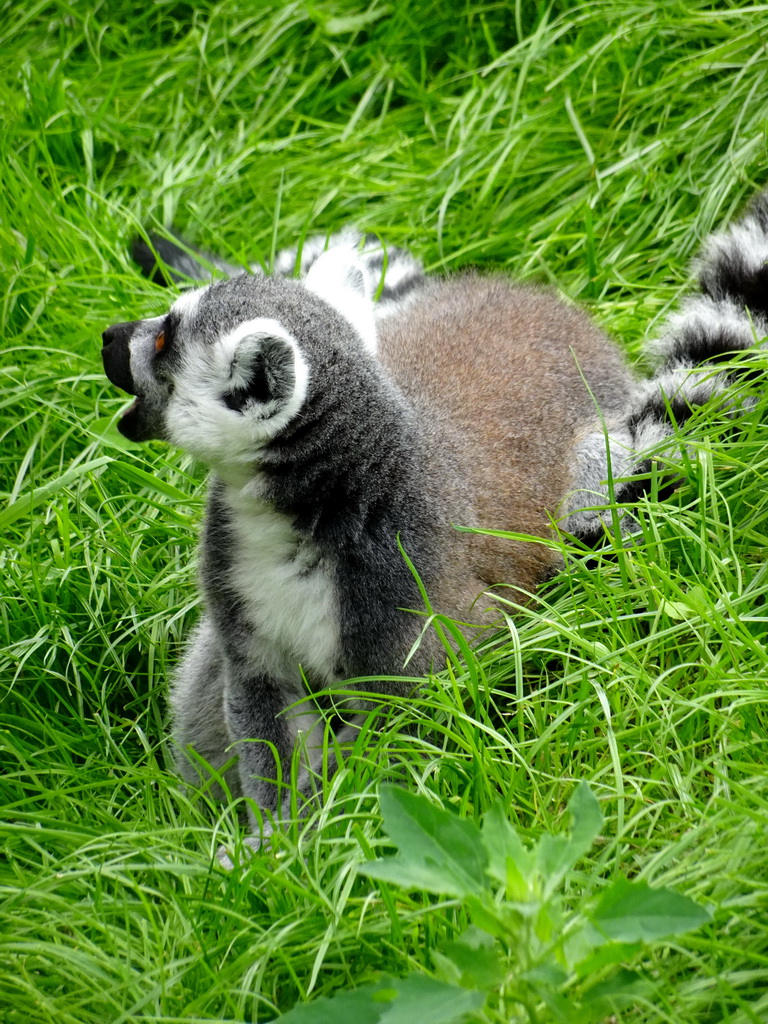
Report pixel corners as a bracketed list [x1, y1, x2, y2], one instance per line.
[101, 321, 140, 394]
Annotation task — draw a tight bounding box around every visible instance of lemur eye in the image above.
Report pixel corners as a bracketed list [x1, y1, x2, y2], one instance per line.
[155, 330, 166, 353]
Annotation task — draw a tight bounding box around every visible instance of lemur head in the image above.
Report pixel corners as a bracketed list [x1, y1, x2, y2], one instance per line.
[101, 248, 376, 470]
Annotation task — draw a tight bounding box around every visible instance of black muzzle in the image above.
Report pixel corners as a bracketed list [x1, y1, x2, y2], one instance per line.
[102, 321, 142, 394]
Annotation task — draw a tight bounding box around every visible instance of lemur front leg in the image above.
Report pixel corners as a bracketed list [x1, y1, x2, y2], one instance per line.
[169, 617, 241, 800]
[171, 622, 328, 866]
[217, 668, 331, 868]
[223, 672, 298, 814]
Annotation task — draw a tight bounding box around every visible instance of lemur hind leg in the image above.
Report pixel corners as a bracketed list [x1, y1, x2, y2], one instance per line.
[168, 617, 241, 800]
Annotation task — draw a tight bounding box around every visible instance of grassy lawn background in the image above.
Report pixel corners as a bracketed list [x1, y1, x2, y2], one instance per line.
[1, 1, 767, 1020]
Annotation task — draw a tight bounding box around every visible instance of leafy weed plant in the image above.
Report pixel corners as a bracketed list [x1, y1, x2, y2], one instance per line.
[279, 782, 711, 1022]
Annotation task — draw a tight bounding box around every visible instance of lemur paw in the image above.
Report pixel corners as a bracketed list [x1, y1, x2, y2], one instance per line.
[216, 823, 274, 870]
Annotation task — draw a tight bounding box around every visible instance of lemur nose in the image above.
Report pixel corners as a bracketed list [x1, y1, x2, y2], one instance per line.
[102, 321, 141, 394]
[102, 321, 141, 348]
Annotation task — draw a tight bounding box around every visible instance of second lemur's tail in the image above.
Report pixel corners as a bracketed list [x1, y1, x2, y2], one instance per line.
[132, 228, 426, 316]
[650, 186, 768, 376]
[564, 187, 768, 544]
[132, 235, 242, 283]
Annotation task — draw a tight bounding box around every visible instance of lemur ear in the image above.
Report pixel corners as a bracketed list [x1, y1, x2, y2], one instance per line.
[304, 246, 378, 353]
[223, 332, 297, 414]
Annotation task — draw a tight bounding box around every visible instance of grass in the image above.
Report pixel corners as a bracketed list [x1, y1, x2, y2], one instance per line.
[1, 0, 767, 1020]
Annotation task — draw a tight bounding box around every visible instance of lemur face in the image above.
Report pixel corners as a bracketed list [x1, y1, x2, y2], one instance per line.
[101, 248, 376, 470]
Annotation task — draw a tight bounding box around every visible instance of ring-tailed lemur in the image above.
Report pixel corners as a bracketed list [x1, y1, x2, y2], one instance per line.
[102, 195, 767, 864]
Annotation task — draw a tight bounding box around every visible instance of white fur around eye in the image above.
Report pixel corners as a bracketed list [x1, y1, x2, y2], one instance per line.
[304, 246, 378, 354]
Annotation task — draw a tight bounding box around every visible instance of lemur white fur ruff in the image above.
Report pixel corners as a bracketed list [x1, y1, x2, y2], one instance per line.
[105, 196, 768, 863]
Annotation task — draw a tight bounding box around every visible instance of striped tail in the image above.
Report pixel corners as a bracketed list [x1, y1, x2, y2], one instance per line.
[131, 234, 241, 284]
[563, 187, 768, 545]
[132, 228, 426, 316]
[650, 187, 768, 373]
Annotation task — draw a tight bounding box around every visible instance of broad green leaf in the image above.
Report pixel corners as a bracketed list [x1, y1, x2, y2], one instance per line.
[572, 939, 642, 978]
[481, 801, 532, 893]
[581, 968, 653, 1006]
[278, 974, 484, 1024]
[567, 781, 604, 854]
[433, 927, 504, 989]
[379, 975, 485, 1024]
[359, 786, 488, 898]
[465, 894, 509, 939]
[657, 597, 695, 620]
[535, 782, 602, 895]
[521, 963, 569, 988]
[590, 878, 711, 942]
[278, 979, 390, 1024]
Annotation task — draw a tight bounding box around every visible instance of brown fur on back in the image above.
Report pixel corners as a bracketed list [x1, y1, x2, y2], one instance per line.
[378, 274, 635, 613]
